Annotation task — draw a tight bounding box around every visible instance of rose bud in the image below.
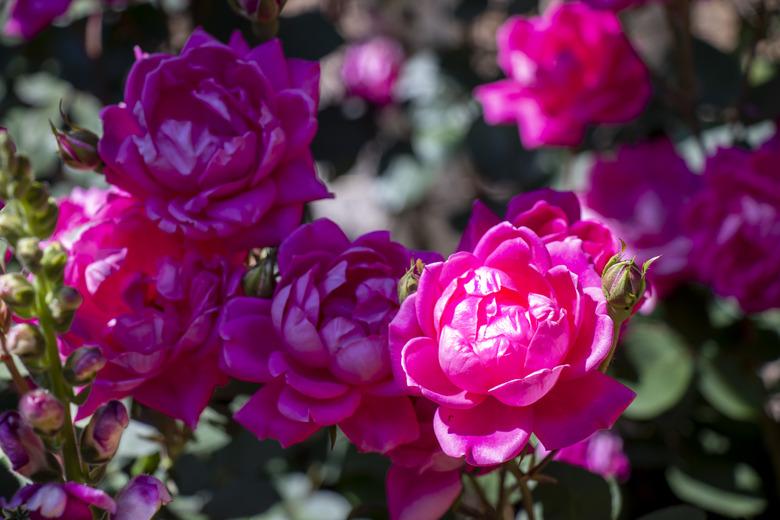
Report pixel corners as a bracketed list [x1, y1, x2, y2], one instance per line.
[50, 123, 102, 171]
[0, 411, 51, 478]
[601, 247, 656, 323]
[29, 199, 59, 239]
[398, 259, 425, 303]
[0, 273, 35, 309]
[19, 389, 65, 436]
[80, 400, 129, 464]
[16, 237, 42, 271]
[114, 475, 172, 520]
[7, 323, 45, 362]
[21, 181, 49, 209]
[64, 346, 106, 386]
[41, 241, 68, 281]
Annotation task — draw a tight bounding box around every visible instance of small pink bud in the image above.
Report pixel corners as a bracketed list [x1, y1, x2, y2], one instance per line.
[0, 411, 51, 478]
[50, 123, 102, 171]
[19, 389, 65, 435]
[80, 401, 129, 463]
[64, 346, 106, 386]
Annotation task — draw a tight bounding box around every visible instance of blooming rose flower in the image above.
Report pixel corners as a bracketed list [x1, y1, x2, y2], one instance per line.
[2, 483, 115, 520]
[341, 37, 405, 106]
[685, 141, 780, 312]
[474, 2, 650, 148]
[389, 194, 635, 466]
[385, 399, 463, 520]
[56, 190, 240, 427]
[98, 29, 329, 250]
[220, 219, 440, 453]
[3, 0, 71, 40]
[459, 189, 618, 273]
[543, 430, 630, 481]
[584, 139, 700, 296]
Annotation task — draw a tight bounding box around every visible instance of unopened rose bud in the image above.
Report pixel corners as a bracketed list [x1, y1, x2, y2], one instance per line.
[16, 237, 42, 271]
[41, 242, 68, 281]
[21, 181, 48, 209]
[29, 200, 58, 239]
[7, 323, 45, 362]
[0, 273, 35, 309]
[80, 400, 129, 464]
[50, 123, 102, 171]
[242, 247, 277, 298]
[19, 390, 65, 436]
[398, 259, 425, 304]
[64, 346, 106, 386]
[601, 246, 657, 323]
[0, 411, 51, 478]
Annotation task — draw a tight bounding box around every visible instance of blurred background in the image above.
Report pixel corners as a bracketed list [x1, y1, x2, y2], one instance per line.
[0, 0, 779, 518]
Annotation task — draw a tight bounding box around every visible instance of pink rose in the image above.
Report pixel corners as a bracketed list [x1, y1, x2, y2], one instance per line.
[389, 193, 635, 466]
[584, 139, 700, 296]
[544, 430, 630, 481]
[385, 399, 464, 520]
[2, 483, 115, 520]
[3, 0, 72, 40]
[474, 2, 650, 148]
[459, 189, 618, 273]
[341, 37, 405, 106]
[220, 219, 440, 453]
[685, 141, 780, 312]
[98, 29, 330, 250]
[57, 190, 240, 427]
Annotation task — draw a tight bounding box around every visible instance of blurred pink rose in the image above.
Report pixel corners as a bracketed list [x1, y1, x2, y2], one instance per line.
[3, 0, 71, 40]
[389, 192, 634, 466]
[385, 399, 463, 520]
[585, 139, 700, 296]
[2, 483, 115, 520]
[220, 219, 441, 453]
[685, 141, 780, 312]
[341, 37, 405, 106]
[459, 189, 619, 273]
[57, 190, 241, 427]
[545, 430, 630, 481]
[98, 29, 329, 250]
[474, 2, 650, 148]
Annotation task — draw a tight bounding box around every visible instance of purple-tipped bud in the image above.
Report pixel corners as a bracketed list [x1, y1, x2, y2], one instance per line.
[64, 346, 106, 386]
[0, 411, 50, 478]
[114, 475, 172, 520]
[0, 273, 35, 309]
[7, 323, 45, 361]
[80, 400, 129, 464]
[398, 259, 425, 304]
[50, 123, 102, 171]
[19, 390, 66, 436]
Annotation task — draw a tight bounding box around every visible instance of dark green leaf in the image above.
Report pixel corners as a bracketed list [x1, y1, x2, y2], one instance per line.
[534, 462, 612, 520]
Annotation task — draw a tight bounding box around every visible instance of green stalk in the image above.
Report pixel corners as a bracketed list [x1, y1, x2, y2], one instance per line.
[35, 276, 84, 482]
[599, 317, 625, 373]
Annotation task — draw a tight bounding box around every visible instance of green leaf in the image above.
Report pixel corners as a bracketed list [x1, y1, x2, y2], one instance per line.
[666, 464, 766, 518]
[637, 505, 706, 520]
[697, 344, 764, 421]
[131, 452, 161, 476]
[534, 462, 612, 520]
[621, 321, 694, 420]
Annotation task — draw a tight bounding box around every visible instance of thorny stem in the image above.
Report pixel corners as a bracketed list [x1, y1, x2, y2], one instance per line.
[0, 335, 29, 394]
[35, 276, 84, 482]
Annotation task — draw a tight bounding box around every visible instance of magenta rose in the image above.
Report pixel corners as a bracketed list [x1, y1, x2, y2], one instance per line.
[684, 141, 780, 312]
[3, 0, 71, 40]
[543, 430, 630, 481]
[385, 399, 464, 520]
[2, 483, 115, 520]
[220, 219, 440, 453]
[341, 37, 405, 106]
[389, 199, 634, 466]
[98, 29, 329, 250]
[459, 189, 618, 273]
[57, 190, 240, 427]
[474, 2, 650, 148]
[585, 139, 700, 296]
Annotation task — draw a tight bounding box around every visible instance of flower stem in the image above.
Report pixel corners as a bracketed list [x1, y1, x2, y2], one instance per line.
[465, 472, 495, 517]
[35, 277, 84, 482]
[518, 476, 536, 520]
[599, 318, 625, 373]
[0, 335, 30, 394]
